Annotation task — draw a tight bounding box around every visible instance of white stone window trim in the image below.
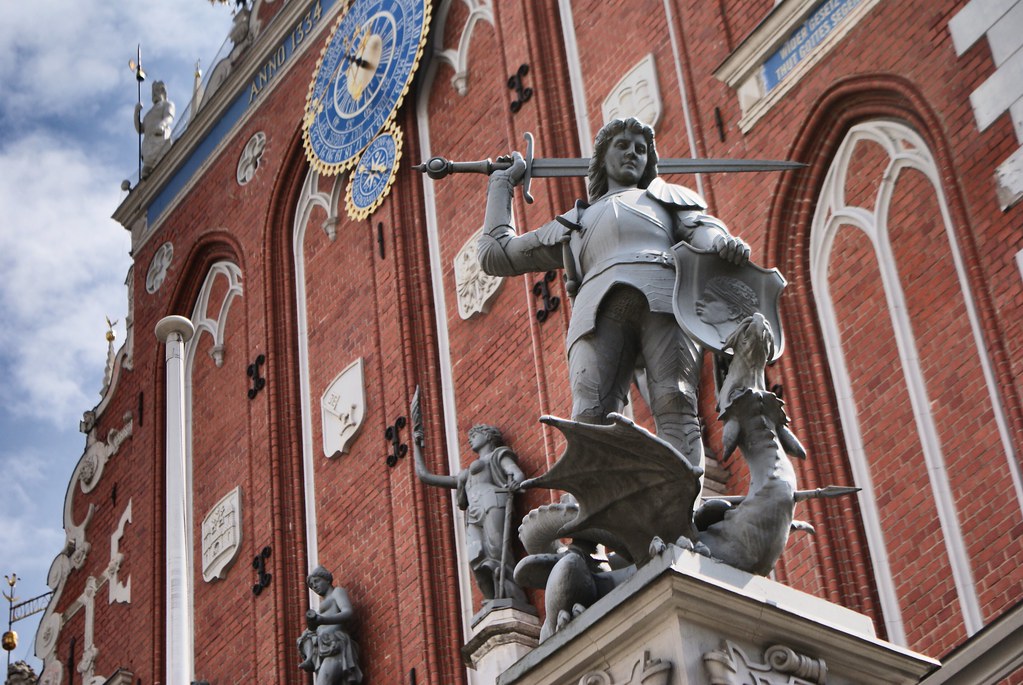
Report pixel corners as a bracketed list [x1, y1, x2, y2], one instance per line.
[714, 0, 881, 133]
[293, 168, 344, 578]
[182, 259, 244, 676]
[810, 120, 1008, 643]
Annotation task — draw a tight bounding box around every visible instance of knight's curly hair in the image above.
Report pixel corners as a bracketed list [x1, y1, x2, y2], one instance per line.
[587, 117, 659, 202]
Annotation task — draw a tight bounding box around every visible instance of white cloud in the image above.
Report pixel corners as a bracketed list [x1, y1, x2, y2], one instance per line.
[0, 132, 131, 427]
[0, 0, 234, 129]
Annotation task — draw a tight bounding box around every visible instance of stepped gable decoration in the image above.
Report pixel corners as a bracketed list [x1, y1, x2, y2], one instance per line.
[411, 388, 531, 613]
[301, 0, 430, 176]
[421, 117, 856, 640]
[298, 565, 363, 685]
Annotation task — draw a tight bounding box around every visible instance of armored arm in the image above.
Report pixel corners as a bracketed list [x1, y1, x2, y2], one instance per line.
[477, 153, 565, 277]
[679, 212, 750, 266]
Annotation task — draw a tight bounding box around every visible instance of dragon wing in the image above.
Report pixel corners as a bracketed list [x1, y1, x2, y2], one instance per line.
[524, 413, 702, 566]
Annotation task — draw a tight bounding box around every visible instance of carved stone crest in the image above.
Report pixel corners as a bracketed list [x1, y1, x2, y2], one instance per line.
[321, 358, 366, 458]
[671, 242, 786, 359]
[602, 54, 662, 127]
[455, 228, 503, 319]
[201, 487, 243, 582]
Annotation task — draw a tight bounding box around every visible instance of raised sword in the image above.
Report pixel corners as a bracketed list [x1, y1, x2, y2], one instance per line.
[414, 132, 804, 203]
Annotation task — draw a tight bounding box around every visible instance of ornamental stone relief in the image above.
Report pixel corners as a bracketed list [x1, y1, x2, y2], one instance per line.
[146, 241, 174, 294]
[201, 487, 243, 582]
[455, 228, 503, 319]
[237, 131, 267, 185]
[703, 640, 827, 685]
[602, 54, 662, 127]
[107, 499, 132, 604]
[578, 650, 672, 685]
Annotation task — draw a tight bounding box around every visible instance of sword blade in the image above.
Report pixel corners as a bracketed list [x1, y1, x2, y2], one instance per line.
[530, 156, 803, 177]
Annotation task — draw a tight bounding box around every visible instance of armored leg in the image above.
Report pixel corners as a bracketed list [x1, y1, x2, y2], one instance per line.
[640, 312, 704, 470]
[568, 287, 645, 424]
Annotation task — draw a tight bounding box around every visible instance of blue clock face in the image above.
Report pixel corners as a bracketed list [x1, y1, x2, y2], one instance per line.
[303, 0, 429, 174]
[346, 125, 402, 219]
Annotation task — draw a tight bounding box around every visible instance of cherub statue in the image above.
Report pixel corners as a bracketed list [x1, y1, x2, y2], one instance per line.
[297, 566, 363, 685]
[134, 80, 175, 178]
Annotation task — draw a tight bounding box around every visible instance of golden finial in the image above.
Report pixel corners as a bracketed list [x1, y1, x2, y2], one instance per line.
[105, 317, 118, 343]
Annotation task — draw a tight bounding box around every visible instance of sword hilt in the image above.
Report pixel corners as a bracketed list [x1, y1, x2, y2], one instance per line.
[413, 156, 508, 179]
[414, 133, 538, 203]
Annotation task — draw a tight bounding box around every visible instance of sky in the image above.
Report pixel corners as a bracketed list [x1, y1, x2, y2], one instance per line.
[0, 0, 237, 669]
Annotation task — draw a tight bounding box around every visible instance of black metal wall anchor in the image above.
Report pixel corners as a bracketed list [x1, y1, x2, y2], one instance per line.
[533, 271, 560, 322]
[385, 416, 408, 467]
[508, 64, 533, 113]
[251, 546, 272, 595]
[247, 354, 266, 399]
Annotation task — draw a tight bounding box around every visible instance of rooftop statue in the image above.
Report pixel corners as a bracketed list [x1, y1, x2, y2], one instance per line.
[134, 81, 175, 179]
[297, 566, 363, 685]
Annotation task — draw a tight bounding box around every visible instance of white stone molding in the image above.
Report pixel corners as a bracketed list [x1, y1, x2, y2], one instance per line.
[201, 487, 243, 582]
[949, 0, 1023, 208]
[578, 650, 672, 685]
[294, 168, 344, 572]
[558, 0, 593, 155]
[433, 0, 494, 95]
[107, 499, 132, 604]
[61, 411, 134, 579]
[146, 242, 174, 294]
[188, 261, 244, 369]
[810, 120, 1002, 642]
[78, 414, 133, 494]
[703, 641, 826, 685]
[321, 358, 366, 458]
[75, 577, 99, 683]
[601, 54, 662, 127]
[454, 228, 503, 319]
[35, 552, 72, 683]
[237, 131, 267, 185]
[714, 0, 882, 132]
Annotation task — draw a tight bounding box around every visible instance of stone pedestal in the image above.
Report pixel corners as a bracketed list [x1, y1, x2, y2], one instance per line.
[499, 547, 939, 685]
[463, 603, 542, 684]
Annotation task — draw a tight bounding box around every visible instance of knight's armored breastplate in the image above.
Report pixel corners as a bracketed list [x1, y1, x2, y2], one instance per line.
[574, 189, 675, 279]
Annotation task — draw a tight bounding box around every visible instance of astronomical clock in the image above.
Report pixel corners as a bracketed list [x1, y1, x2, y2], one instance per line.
[302, 0, 428, 220]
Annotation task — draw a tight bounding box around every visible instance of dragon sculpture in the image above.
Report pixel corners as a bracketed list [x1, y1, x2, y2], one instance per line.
[514, 313, 856, 640]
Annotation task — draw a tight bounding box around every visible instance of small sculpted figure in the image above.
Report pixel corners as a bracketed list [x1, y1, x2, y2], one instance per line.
[478, 117, 750, 470]
[412, 404, 528, 607]
[297, 566, 363, 685]
[134, 81, 175, 178]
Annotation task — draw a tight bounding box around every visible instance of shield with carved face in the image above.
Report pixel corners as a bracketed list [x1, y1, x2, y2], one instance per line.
[671, 242, 787, 361]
